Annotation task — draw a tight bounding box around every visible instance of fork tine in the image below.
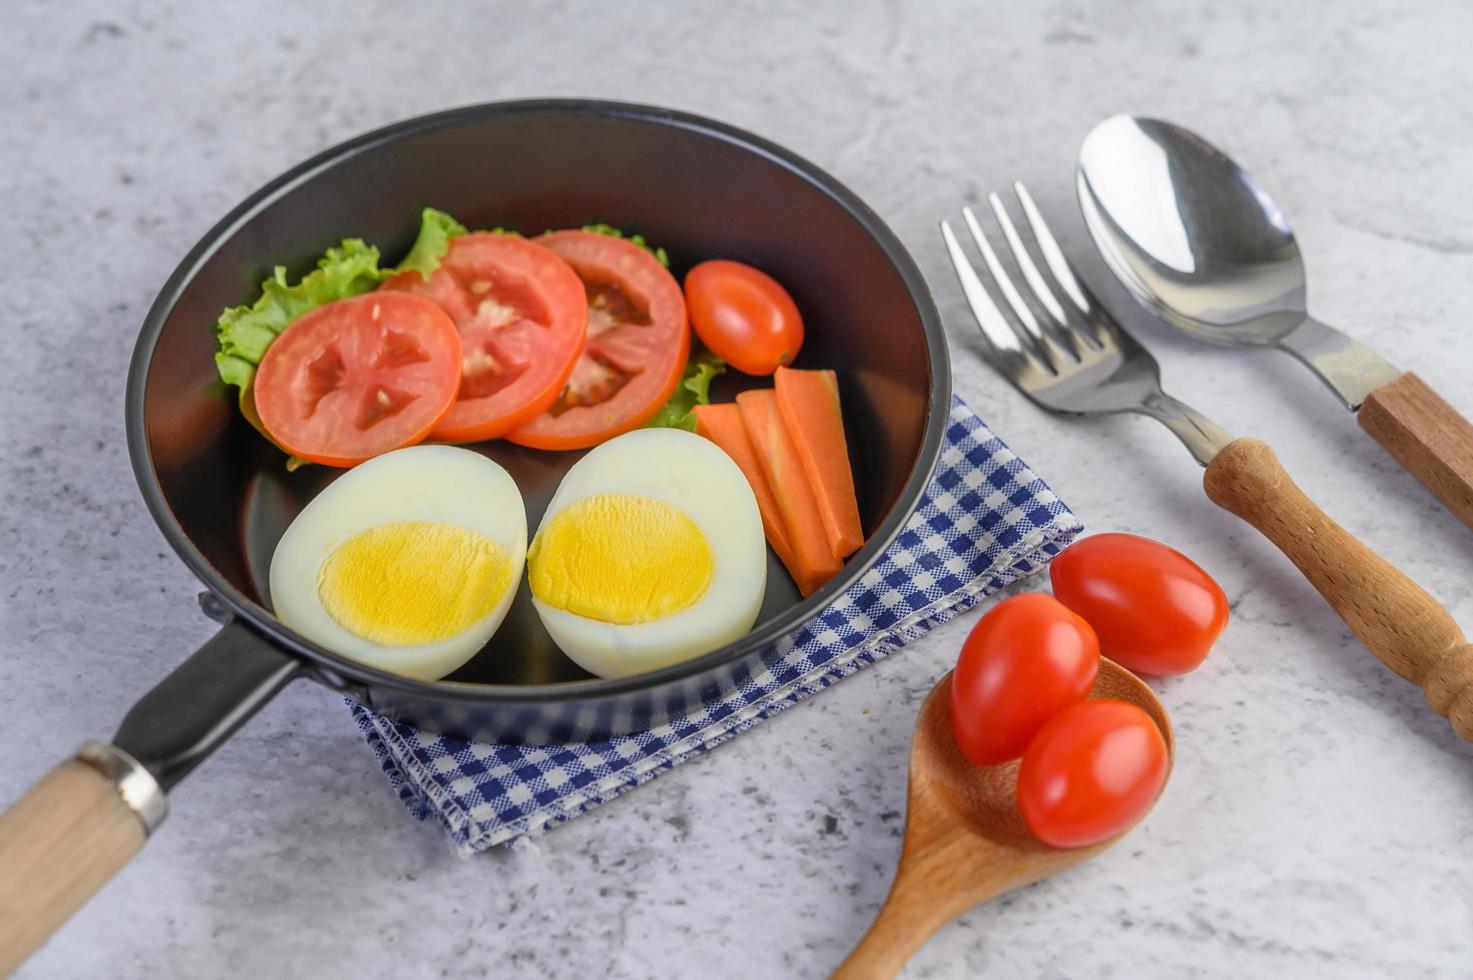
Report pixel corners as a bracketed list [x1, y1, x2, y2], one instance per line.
[963, 205, 1076, 370]
[1013, 182, 1116, 349]
[1014, 182, 1093, 316]
[986, 193, 1070, 328]
[961, 205, 1050, 355]
[987, 192, 1097, 354]
[940, 219, 1037, 362]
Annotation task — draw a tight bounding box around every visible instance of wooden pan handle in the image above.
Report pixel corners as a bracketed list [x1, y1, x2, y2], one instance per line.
[1204, 438, 1473, 740]
[0, 746, 165, 976]
[1359, 372, 1473, 530]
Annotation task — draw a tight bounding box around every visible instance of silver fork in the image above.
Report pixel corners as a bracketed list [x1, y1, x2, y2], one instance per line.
[941, 186, 1232, 466]
[942, 184, 1473, 741]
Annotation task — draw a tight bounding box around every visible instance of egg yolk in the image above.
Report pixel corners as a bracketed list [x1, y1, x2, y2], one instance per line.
[528, 494, 713, 625]
[317, 521, 512, 646]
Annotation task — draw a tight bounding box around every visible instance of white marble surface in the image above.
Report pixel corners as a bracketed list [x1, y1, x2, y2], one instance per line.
[4, 1, 1473, 976]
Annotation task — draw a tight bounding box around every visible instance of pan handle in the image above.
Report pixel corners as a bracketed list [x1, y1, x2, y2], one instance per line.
[0, 744, 160, 976]
[0, 617, 302, 974]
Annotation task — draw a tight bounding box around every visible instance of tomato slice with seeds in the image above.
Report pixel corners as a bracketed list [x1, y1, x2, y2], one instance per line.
[253, 292, 462, 467]
[380, 232, 588, 443]
[505, 230, 690, 451]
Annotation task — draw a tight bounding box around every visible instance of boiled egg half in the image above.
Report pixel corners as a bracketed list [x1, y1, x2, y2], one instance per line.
[269, 445, 527, 680]
[527, 428, 766, 678]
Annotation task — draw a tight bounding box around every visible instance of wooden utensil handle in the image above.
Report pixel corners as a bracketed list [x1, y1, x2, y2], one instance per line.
[833, 831, 1023, 980]
[1204, 438, 1473, 740]
[833, 875, 946, 979]
[0, 749, 162, 976]
[1359, 372, 1473, 530]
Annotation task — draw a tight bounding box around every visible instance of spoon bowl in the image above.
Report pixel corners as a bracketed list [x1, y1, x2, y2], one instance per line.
[1077, 114, 1309, 346]
[1077, 112, 1418, 421]
[918, 658, 1173, 848]
[835, 658, 1173, 978]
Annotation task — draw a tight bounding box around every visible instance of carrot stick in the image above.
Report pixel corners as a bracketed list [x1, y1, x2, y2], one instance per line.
[694, 403, 800, 575]
[735, 389, 844, 596]
[774, 367, 863, 558]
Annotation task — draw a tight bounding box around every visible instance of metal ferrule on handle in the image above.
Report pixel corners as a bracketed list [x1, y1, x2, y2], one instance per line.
[75, 741, 168, 836]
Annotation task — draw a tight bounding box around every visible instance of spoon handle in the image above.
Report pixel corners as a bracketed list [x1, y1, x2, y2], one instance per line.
[833, 828, 1025, 980]
[1204, 438, 1473, 740]
[1359, 372, 1473, 531]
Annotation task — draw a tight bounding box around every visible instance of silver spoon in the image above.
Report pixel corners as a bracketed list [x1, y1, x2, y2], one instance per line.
[1077, 114, 1473, 530]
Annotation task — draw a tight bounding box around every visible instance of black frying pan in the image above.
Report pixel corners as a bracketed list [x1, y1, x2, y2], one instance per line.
[0, 100, 949, 971]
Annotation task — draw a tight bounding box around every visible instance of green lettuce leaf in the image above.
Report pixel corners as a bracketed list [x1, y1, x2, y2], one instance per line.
[644, 349, 725, 432]
[387, 208, 468, 281]
[213, 238, 382, 394]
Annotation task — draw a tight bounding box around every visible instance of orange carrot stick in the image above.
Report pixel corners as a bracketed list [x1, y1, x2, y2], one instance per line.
[694, 403, 800, 575]
[735, 389, 844, 596]
[774, 367, 863, 559]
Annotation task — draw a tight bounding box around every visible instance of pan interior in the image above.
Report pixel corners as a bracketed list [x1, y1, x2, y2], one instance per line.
[140, 105, 936, 686]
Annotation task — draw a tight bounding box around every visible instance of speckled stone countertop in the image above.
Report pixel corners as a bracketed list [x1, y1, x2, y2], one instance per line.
[4, 1, 1473, 976]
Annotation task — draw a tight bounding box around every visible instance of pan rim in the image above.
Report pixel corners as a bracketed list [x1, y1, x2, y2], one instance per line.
[125, 97, 952, 705]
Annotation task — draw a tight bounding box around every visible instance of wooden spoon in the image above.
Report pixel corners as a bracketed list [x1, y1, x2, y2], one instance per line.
[834, 659, 1174, 978]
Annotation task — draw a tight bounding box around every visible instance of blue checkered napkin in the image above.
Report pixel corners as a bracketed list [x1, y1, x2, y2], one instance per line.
[349, 395, 1082, 854]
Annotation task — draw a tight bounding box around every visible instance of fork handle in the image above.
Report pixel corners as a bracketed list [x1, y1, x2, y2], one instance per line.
[1358, 372, 1473, 531]
[1203, 437, 1473, 741]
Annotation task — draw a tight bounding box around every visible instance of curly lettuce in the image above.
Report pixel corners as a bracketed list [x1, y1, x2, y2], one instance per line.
[389, 207, 469, 282]
[644, 348, 725, 432]
[213, 207, 466, 396]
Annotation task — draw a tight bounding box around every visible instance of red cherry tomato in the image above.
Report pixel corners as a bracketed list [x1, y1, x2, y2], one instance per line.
[1017, 699, 1169, 849]
[684, 260, 803, 376]
[1049, 533, 1228, 677]
[253, 293, 462, 467]
[950, 594, 1100, 765]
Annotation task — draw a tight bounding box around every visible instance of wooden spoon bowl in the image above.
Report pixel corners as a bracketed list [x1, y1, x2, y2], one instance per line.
[835, 658, 1174, 978]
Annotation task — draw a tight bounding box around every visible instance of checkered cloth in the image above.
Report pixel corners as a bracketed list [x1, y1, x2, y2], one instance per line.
[349, 395, 1081, 854]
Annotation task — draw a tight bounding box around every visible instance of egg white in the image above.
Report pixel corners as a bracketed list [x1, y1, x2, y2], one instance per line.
[269, 445, 527, 680]
[530, 428, 767, 679]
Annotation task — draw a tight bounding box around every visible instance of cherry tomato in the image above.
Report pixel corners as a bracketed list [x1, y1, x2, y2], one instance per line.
[380, 232, 588, 443]
[253, 293, 462, 467]
[507, 231, 690, 450]
[684, 259, 803, 376]
[1049, 533, 1228, 677]
[1017, 699, 1168, 848]
[950, 593, 1100, 765]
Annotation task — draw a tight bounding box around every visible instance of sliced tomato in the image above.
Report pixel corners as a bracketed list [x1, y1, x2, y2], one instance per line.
[505, 230, 690, 451]
[380, 232, 587, 442]
[253, 292, 462, 467]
